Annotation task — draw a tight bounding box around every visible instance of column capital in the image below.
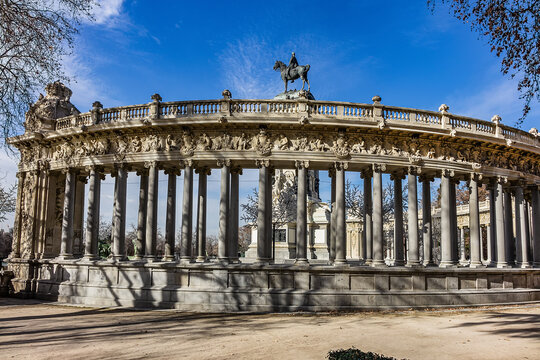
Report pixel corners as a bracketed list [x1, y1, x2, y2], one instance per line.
[390, 170, 405, 181]
[440, 169, 455, 178]
[255, 159, 271, 168]
[85, 165, 104, 174]
[407, 165, 421, 176]
[111, 162, 130, 177]
[216, 159, 231, 168]
[372, 163, 385, 173]
[496, 176, 508, 185]
[230, 165, 243, 175]
[419, 174, 435, 182]
[334, 161, 349, 171]
[144, 160, 158, 169]
[295, 160, 309, 169]
[15, 171, 26, 180]
[328, 167, 336, 178]
[195, 166, 212, 176]
[164, 167, 181, 176]
[468, 172, 483, 183]
[136, 168, 149, 176]
[360, 168, 372, 179]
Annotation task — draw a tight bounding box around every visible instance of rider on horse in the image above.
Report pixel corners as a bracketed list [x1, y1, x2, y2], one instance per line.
[287, 52, 298, 83]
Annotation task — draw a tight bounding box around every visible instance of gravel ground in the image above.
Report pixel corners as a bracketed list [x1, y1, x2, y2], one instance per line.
[0, 298, 538, 360]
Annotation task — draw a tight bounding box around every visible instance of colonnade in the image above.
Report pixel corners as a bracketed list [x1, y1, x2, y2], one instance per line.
[54, 161, 540, 268]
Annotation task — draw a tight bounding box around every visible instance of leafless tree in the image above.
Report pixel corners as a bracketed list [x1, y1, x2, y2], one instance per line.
[0, 227, 13, 260]
[429, 0, 539, 125]
[0, 181, 15, 223]
[0, 0, 96, 142]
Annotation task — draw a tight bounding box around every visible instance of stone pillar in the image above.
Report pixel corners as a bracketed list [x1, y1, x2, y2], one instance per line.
[361, 169, 373, 264]
[459, 227, 466, 264]
[256, 160, 272, 263]
[10, 172, 25, 258]
[144, 161, 159, 261]
[407, 166, 420, 267]
[334, 162, 347, 265]
[296, 161, 309, 264]
[83, 166, 102, 260]
[229, 166, 241, 263]
[329, 169, 337, 261]
[217, 160, 230, 262]
[164, 167, 180, 261]
[487, 181, 497, 266]
[504, 189, 515, 266]
[532, 186, 540, 267]
[72, 176, 86, 257]
[59, 169, 76, 259]
[135, 170, 148, 260]
[421, 176, 434, 266]
[495, 177, 509, 268]
[391, 172, 405, 266]
[111, 164, 128, 261]
[440, 170, 455, 267]
[372, 164, 385, 267]
[450, 179, 458, 263]
[195, 167, 210, 262]
[180, 161, 194, 263]
[515, 185, 531, 268]
[469, 174, 483, 267]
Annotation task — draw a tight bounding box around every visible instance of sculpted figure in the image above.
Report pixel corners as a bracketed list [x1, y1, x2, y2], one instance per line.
[117, 138, 128, 154]
[199, 133, 212, 150]
[273, 52, 311, 92]
[277, 134, 289, 150]
[24, 81, 80, 132]
[166, 134, 181, 151]
[332, 132, 350, 159]
[427, 147, 436, 159]
[181, 130, 194, 155]
[254, 128, 272, 156]
[313, 134, 330, 152]
[131, 136, 142, 153]
[238, 132, 250, 150]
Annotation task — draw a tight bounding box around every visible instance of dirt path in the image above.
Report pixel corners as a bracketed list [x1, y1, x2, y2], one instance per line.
[0, 299, 538, 360]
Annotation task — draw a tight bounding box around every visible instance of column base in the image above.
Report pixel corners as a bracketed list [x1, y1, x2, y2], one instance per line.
[364, 259, 373, 265]
[133, 255, 144, 261]
[496, 262, 511, 268]
[516, 262, 532, 268]
[405, 261, 422, 268]
[143, 255, 158, 262]
[333, 259, 349, 267]
[294, 258, 309, 266]
[370, 260, 386, 267]
[82, 255, 100, 261]
[393, 260, 406, 267]
[439, 261, 458, 268]
[162, 255, 176, 262]
[423, 262, 437, 267]
[469, 261, 486, 268]
[56, 254, 75, 260]
[255, 258, 272, 265]
[485, 261, 497, 267]
[179, 257, 194, 264]
[196, 256, 208, 263]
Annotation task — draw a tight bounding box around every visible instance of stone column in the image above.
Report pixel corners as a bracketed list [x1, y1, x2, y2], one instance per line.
[504, 189, 515, 266]
[334, 162, 348, 265]
[229, 166, 241, 263]
[59, 169, 76, 259]
[164, 167, 180, 261]
[180, 161, 194, 263]
[421, 176, 434, 266]
[256, 160, 272, 263]
[515, 185, 531, 268]
[217, 160, 230, 262]
[407, 166, 420, 267]
[296, 161, 309, 264]
[144, 161, 159, 261]
[361, 169, 373, 264]
[84, 166, 102, 260]
[440, 170, 455, 267]
[469, 174, 483, 267]
[495, 177, 509, 268]
[532, 186, 540, 267]
[450, 179, 458, 263]
[72, 176, 86, 257]
[459, 227, 467, 264]
[111, 165, 128, 261]
[196, 167, 210, 262]
[10, 172, 25, 258]
[391, 172, 405, 266]
[487, 181, 497, 266]
[329, 169, 336, 262]
[372, 164, 385, 267]
[135, 170, 148, 260]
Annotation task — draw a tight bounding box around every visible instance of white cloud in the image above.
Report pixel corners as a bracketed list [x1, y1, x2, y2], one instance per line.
[91, 0, 124, 25]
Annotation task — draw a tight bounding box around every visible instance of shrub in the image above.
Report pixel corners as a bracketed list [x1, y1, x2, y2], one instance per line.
[327, 347, 404, 360]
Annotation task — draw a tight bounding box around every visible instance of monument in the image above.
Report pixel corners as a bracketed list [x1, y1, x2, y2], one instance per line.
[4, 55, 540, 311]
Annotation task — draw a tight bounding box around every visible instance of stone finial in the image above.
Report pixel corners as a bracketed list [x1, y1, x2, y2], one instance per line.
[438, 104, 449, 113]
[92, 101, 103, 109]
[151, 93, 162, 102]
[529, 128, 538, 137]
[491, 114, 502, 125]
[372, 95, 382, 104]
[222, 89, 232, 99]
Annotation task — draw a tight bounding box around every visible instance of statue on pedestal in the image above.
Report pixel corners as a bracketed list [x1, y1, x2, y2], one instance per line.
[273, 52, 311, 93]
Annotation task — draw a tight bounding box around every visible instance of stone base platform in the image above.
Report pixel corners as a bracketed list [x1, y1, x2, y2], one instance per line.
[8, 258, 540, 312]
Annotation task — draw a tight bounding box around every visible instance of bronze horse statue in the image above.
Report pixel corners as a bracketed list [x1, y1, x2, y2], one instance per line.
[273, 60, 311, 92]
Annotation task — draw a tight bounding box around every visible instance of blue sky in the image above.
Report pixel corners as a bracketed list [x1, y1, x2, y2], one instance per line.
[0, 0, 538, 234]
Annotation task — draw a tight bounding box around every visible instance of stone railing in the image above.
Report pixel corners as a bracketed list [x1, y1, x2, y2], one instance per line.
[52, 97, 539, 149]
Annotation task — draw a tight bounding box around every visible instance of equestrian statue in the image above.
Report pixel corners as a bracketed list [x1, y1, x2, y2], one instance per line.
[273, 52, 311, 92]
